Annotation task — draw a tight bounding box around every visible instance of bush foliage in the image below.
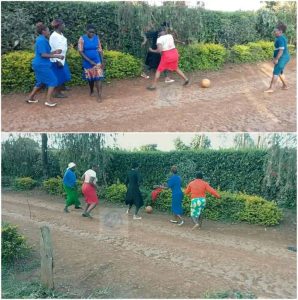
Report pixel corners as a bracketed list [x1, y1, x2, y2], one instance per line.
[13, 177, 37, 191]
[2, 223, 31, 263]
[99, 183, 283, 225]
[1, 1, 296, 55]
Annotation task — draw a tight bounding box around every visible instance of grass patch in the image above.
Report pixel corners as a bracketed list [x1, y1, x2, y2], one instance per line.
[203, 290, 256, 299]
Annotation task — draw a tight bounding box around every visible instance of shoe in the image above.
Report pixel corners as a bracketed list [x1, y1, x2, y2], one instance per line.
[64, 207, 69, 213]
[170, 220, 178, 223]
[141, 73, 150, 79]
[45, 102, 57, 107]
[147, 86, 156, 91]
[82, 212, 92, 218]
[183, 79, 189, 86]
[165, 79, 175, 83]
[75, 206, 82, 209]
[191, 224, 199, 231]
[26, 99, 38, 103]
[133, 215, 142, 220]
[177, 220, 184, 226]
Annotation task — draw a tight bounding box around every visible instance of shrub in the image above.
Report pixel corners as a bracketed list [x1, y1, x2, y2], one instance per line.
[2, 176, 14, 188]
[42, 177, 83, 197]
[2, 49, 142, 93]
[2, 223, 31, 263]
[230, 45, 254, 63]
[13, 177, 37, 191]
[42, 177, 65, 196]
[104, 183, 127, 203]
[153, 189, 283, 226]
[178, 43, 227, 72]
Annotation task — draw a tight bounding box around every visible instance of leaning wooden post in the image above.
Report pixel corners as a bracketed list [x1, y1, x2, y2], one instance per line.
[40, 225, 54, 289]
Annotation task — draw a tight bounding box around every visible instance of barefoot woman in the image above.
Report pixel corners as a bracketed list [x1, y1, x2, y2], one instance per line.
[147, 28, 189, 90]
[264, 23, 291, 93]
[78, 25, 104, 102]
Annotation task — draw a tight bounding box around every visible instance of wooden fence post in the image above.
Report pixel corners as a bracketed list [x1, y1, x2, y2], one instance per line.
[40, 225, 54, 289]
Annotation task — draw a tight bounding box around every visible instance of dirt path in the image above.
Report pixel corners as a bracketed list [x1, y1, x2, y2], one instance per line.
[2, 191, 297, 298]
[2, 60, 296, 132]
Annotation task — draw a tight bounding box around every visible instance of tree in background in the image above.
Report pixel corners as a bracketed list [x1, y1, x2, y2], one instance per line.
[41, 133, 49, 179]
[174, 134, 212, 150]
[233, 133, 255, 149]
[139, 144, 159, 151]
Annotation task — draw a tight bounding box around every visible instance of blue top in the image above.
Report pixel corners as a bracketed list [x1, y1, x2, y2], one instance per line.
[63, 169, 77, 188]
[167, 174, 183, 196]
[82, 34, 102, 69]
[274, 35, 289, 59]
[32, 35, 52, 67]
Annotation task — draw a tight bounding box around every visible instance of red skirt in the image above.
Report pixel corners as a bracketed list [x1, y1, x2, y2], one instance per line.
[157, 48, 179, 72]
[82, 183, 99, 204]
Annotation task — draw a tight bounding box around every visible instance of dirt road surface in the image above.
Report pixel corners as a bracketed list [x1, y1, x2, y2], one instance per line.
[2, 191, 297, 298]
[2, 60, 296, 132]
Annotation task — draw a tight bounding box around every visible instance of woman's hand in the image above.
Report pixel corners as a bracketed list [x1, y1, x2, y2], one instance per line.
[148, 47, 153, 52]
[53, 49, 62, 54]
[91, 61, 97, 67]
[55, 54, 64, 60]
[273, 58, 278, 65]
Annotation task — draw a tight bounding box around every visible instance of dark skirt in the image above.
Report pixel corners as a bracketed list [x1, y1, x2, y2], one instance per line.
[125, 187, 144, 208]
[145, 51, 161, 70]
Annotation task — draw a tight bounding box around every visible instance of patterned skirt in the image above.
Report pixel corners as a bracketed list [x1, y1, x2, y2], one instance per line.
[83, 64, 104, 81]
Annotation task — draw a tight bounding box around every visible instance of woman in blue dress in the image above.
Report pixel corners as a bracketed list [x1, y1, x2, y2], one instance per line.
[264, 23, 291, 93]
[167, 166, 184, 226]
[78, 24, 105, 102]
[27, 22, 64, 107]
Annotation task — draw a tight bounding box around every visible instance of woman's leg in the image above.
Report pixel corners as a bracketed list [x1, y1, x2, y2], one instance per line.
[84, 204, 90, 214]
[126, 204, 133, 214]
[133, 205, 142, 219]
[45, 87, 57, 106]
[264, 75, 278, 92]
[27, 86, 43, 102]
[148, 70, 161, 89]
[94, 80, 103, 102]
[279, 73, 288, 89]
[175, 68, 189, 83]
[87, 203, 97, 214]
[89, 81, 95, 95]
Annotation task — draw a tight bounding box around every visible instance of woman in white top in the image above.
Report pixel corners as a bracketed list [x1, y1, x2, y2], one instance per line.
[147, 28, 189, 90]
[81, 164, 99, 218]
[49, 19, 71, 98]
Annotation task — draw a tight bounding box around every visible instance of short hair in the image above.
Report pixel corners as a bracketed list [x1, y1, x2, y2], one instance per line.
[276, 22, 287, 33]
[36, 22, 47, 34]
[132, 162, 139, 169]
[90, 163, 98, 169]
[87, 24, 96, 31]
[158, 27, 166, 34]
[51, 19, 64, 29]
[196, 171, 203, 179]
[171, 165, 177, 174]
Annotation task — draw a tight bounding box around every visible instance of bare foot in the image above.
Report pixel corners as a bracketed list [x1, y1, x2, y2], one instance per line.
[97, 95, 103, 103]
[264, 88, 274, 93]
[281, 86, 289, 90]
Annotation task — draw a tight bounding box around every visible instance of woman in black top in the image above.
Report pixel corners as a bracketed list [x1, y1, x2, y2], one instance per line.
[125, 162, 144, 220]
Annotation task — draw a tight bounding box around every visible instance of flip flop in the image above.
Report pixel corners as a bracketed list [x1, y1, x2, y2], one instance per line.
[26, 99, 38, 103]
[264, 89, 274, 93]
[147, 86, 156, 91]
[45, 102, 57, 107]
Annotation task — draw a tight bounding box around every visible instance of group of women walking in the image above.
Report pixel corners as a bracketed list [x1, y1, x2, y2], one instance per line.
[62, 161, 220, 230]
[27, 20, 104, 107]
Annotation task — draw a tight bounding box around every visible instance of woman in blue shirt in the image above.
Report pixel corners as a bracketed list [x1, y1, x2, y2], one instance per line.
[63, 162, 81, 213]
[167, 166, 184, 226]
[27, 22, 64, 107]
[264, 23, 290, 93]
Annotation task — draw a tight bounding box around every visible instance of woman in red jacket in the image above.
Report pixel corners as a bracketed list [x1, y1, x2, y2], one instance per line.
[185, 171, 220, 230]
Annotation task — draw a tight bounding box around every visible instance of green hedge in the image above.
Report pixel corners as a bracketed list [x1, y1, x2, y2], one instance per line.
[178, 43, 227, 71]
[13, 177, 37, 191]
[1, 2, 296, 56]
[230, 40, 296, 63]
[1, 49, 142, 93]
[100, 183, 283, 226]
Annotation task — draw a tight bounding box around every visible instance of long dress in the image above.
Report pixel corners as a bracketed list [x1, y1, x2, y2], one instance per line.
[125, 169, 144, 209]
[78, 34, 104, 81]
[167, 174, 183, 215]
[144, 30, 161, 70]
[63, 168, 80, 207]
[49, 31, 71, 85]
[32, 35, 58, 88]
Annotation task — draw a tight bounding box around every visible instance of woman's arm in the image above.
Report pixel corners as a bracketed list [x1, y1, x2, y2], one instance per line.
[141, 32, 148, 47]
[41, 51, 64, 59]
[97, 40, 105, 68]
[89, 176, 97, 188]
[273, 49, 284, 64]
[149, 43, 162, 54]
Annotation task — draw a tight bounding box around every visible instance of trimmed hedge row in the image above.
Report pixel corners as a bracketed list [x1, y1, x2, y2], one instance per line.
[102, 183, 283, 226]
[1, 48, 142, 93]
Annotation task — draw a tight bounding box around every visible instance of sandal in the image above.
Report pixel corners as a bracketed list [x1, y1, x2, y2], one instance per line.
[183, 79, 189, 86]
[141, 73, 150, 79]
[45, 102, 57, 107]
[26, 99, 38, 103]
[147, 86, 156, 91]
